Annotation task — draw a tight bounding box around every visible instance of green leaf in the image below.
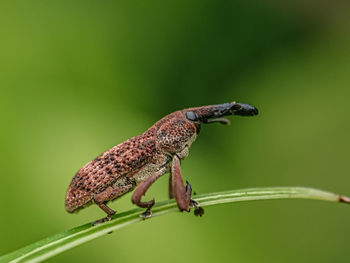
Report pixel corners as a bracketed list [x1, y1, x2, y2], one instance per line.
[1, 187, 349, 263]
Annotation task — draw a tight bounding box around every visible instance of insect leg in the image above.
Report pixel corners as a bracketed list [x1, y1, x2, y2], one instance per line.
[168, 172, 174, 199]
[93, 183, 133, 225]
[131, 167, 167, 219]
[171, 155, 192, 211]
[172, 155, 204, 216]
[92, 203, 116, 225]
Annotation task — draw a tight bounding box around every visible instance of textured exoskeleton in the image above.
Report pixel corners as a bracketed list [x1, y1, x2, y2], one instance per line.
[65, 102, 258, 224]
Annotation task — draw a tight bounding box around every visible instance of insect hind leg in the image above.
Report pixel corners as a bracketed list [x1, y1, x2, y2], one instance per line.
[93, 182, 134, 225]
[93, 203, 116, 225]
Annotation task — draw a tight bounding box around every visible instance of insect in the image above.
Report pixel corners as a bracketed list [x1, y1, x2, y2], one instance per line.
[65, 102, 258, 224]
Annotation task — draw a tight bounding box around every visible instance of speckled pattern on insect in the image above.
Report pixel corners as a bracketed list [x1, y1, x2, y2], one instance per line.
[65, 102, 258, 225]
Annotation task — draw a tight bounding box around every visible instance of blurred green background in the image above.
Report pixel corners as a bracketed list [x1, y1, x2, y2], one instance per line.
[1, 0, 350, 262]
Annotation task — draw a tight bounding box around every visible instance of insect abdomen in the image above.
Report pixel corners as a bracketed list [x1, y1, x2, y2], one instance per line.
[65, 130, 158, 212]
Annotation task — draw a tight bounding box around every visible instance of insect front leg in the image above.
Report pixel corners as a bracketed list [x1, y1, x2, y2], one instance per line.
[171, 155, 204, 216]
[132, 167, 167, 219]
[171, 155, 192, 211]
[169, 147, 188, 199]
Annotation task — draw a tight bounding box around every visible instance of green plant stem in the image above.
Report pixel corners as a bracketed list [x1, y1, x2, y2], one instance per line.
[1, 186, 349, 263]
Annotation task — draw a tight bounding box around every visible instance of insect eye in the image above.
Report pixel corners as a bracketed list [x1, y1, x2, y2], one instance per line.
[185, 111, 198, 121]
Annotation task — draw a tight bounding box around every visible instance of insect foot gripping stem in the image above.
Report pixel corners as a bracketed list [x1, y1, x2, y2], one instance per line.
[187, 183, 204, 217]
[92, 203, 116, 226]
[190, 199, 204, 217]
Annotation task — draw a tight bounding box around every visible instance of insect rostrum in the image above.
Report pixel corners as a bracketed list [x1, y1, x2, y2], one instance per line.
[65, 102, 258, 224]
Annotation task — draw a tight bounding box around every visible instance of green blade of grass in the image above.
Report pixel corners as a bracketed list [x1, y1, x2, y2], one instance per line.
[1, 186, 349, 263]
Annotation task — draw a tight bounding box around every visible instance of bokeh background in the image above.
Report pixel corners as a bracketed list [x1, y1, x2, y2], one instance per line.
[1, 1, 350, 262]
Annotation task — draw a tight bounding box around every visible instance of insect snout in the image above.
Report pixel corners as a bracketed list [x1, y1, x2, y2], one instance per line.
[232, 103, 259, 116]
[185, 102, 258, 125]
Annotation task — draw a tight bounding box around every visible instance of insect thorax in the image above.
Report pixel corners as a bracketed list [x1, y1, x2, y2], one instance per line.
[155, 112, 197, 157]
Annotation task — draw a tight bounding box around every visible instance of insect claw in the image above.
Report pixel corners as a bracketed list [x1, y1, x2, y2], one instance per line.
[140, 208, 152, 220]
[190, 199, 199, 208]
[92, 215, 113, 226]
[190, 199, 204, 216]
[194, 207, 205, 217]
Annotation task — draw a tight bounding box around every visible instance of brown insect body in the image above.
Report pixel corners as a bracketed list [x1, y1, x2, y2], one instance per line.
[65, 102, 258, 224]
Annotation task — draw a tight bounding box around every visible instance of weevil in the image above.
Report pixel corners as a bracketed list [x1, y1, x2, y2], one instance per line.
[65, 102, 258, 224]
